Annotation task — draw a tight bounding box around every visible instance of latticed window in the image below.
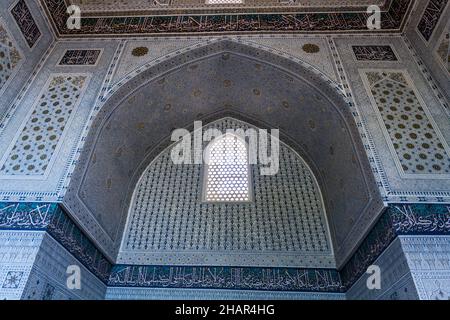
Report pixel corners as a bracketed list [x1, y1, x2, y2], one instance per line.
[203, 134, 251, 202]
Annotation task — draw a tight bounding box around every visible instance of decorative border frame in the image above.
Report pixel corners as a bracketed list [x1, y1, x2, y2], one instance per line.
[0, 73, 91, 181]
[433, 24, 450, 78]
[359, 68, 450, 180]
[1, 202, 449, 293]
[0, 16, 26, 98]
[416, 0, 450, 45]
[350, 44, 401, 62]
[0, 34, 447, 203]
[9, 0, 43, 50]
[40, 0, 413, 37]
[330, 36, 450, 202]
[56, 48, 104, 67]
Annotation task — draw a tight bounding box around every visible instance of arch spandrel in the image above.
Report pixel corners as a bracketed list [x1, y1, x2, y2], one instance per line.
[63, 39, 383, 266]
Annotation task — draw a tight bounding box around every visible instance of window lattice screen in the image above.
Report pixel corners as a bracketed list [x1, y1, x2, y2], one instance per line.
[204, 134, 250, 202]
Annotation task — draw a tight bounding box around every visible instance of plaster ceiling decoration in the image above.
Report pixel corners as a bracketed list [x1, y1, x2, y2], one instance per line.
[0, 21, 23, 95]
[63, 39, 382, 266]
[41, 0, 413, 37]
[118, 118, 334, 268]
[68, 0, 387, 14]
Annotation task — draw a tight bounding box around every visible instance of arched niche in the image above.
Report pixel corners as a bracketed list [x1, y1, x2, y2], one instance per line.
[119, 117, 335, 268]
[63, 39, 383, 267]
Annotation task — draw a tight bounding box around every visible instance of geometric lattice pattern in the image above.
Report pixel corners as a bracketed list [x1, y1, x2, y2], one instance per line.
[364, 71, 450, 174]
[0, 22, 22, 93]
[0, 75, 87, 175]
[204, 134, 250, 202]
[121, 118, 332, 267]
[1, 271, 24, 289]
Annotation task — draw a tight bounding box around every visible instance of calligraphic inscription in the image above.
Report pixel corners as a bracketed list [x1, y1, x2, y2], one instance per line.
[0, 202, 55, 229]
[0, 202, 112, 282]
[390, 204, 450, 234]
[108, 265, 345, 292]
[46, 205, 112, 282]
[2, 201, 450, 291]
[340, 203, 450, 287]
[59, 50, 102, 66]
[339, 212, 396, 288]
[352, 45, 398, 61]
[418, 0, 449, 41]
[42, 0, 411, 35]
[11, 0, 41, 48]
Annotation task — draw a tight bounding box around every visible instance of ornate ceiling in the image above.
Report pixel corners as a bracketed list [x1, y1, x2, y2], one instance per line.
[41, 0, 413, 36]
[68, 0, 388, 14]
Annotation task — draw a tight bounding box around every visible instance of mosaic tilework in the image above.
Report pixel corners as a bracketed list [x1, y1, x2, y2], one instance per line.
[340, 203, 450, 290]
[436, 31, 450, 73]
[362, 70, 450, 175]
[45, 206, 112, 283]
[0, 202, 112, 283]
[401, 236, 450, 300]
[0, 202, 53, 229]
[352, 45, 398, 61]
[0, 230, 44, 300]
[0, 74, 88, 176]
[106, 287, 345, 300]
[390, 203, 450, 234]
[1, 202, 449, 297]
[345, 238, 419, 300]
[67, 37, 381, 269]
[417, 0, 448, 41]
[340, 211, 396, 288]
[58, 49, 102, 66]
[21, 233, 107, 300]
[0, 21, 22, 94]
[10, 0, 41, 48]
[120, 118, 333, 268]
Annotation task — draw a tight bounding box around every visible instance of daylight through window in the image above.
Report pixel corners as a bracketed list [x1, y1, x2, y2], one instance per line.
[204, 134, 251, 202]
